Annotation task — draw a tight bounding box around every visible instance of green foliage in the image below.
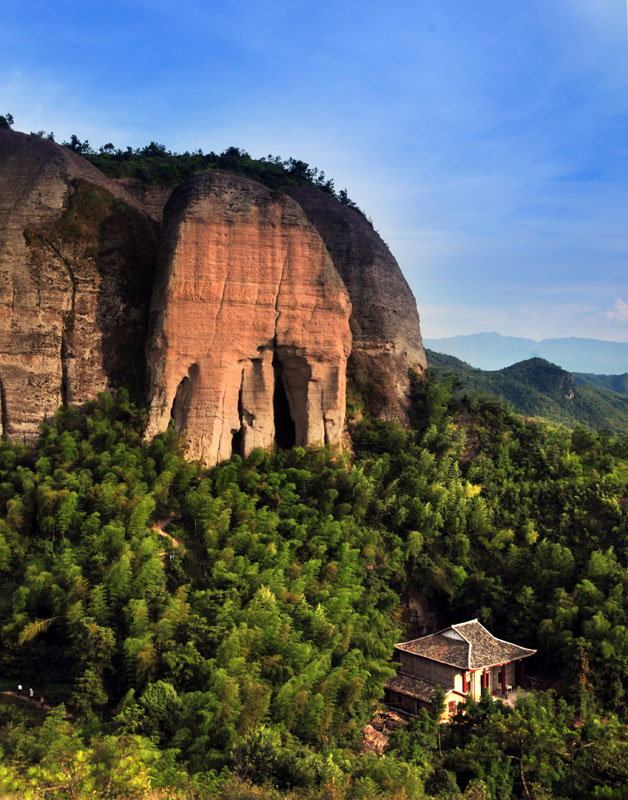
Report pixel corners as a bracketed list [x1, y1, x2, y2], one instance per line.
[574, 371, 628, 396]
[0, 391, 400, 790]
[67, 138, 366, 215]
[426, 350, 628, 436]
[2, 375, 628, 796]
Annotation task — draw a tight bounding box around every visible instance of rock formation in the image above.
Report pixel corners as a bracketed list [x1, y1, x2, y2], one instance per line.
[285, 186, 426, 420]
[114, 177, 171, 223]
[145, 173, 352, 465]
[0, 130, 158, 440]
[0, 130, 427, 463]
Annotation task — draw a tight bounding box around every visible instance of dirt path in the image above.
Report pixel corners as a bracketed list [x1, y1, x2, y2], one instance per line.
[2, 690, 77, 719]
[2, 690, 52, 711]
[152, 519, 180, 548]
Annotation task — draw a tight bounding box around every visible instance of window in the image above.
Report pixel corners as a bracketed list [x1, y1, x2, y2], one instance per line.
[448, 701, 456, 715]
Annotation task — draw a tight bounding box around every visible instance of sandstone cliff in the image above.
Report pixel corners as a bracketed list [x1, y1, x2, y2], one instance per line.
[145, 173, 352, 465]
[285, 186, 426, 420]
[0, 130, 426, 463]
[0, 130, 158, 440]
[114, 177, 171, 223]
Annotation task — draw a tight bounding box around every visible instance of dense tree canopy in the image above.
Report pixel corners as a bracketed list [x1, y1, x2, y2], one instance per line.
[2, 375, 628, 798]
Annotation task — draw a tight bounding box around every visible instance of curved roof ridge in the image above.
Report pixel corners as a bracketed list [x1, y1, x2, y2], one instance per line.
[490, 631, 536, 652]
[394, 620, 535, 671]
[397, 618, 476, 645]
[451, 620, 477, 669]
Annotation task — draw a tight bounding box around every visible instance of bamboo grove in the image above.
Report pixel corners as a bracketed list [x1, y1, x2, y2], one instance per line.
[1, 374, 628, 798]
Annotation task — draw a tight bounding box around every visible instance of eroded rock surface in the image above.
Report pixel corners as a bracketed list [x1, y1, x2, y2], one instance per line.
[285, 186, 426, 421]
[0, 130, 158, 440]
[114, 177, 172, 223]
[0, 131, 425, 459]
[145, 173, 352, 465]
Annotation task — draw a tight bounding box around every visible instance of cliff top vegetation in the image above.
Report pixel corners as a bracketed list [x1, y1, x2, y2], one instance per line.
[4, 111, 365, 213]
[45, 125, 364, 214]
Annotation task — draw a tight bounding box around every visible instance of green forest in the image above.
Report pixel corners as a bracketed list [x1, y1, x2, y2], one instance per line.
[426, 349, 628, 436]
[2, 373, 628, 798]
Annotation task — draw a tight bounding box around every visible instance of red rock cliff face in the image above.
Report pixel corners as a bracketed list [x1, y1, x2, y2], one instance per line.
[0, 130, 158, 440]
[145, 173, 352, 465]
[285, 186, 426, 421]
[0, 131, 424, 458]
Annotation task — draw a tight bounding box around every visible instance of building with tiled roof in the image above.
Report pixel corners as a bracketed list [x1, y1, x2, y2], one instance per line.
[384, 620, 536, 720]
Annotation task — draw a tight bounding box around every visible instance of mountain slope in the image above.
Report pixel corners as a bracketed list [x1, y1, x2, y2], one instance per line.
[426, 349, 628, 434]
[574, 371, 628, 396]
[425, 332, 628, 373]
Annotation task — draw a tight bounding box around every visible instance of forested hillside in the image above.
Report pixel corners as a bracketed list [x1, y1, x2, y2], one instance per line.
[574, 371, 628, 396]
[427, 349, 628, 435]
[2, 379, 628, 798]
[423, 333, 628, 374]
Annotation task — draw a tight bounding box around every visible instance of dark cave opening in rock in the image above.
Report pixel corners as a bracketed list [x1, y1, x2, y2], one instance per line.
[231, 379, 244, 458]
[170, 364, 198, 434]
[170, 376, 189, 432]
[273, 358, 296, 449]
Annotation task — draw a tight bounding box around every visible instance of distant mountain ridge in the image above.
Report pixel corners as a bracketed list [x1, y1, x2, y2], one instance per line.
[426, 349, 628, 435]
[424, 332, 628, 373]
[574, 371, 628, 396]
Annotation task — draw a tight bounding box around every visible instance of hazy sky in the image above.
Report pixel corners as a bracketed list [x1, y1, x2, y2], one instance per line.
[3, 0, 628, 341]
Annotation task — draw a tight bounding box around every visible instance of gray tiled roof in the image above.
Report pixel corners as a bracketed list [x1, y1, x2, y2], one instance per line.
[395, 619, 536, 670]
[385, 673, 455, 702]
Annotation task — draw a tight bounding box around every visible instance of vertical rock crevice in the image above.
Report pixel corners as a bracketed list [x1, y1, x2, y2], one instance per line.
[231, 369, 245, 458]
[274, 348, 312, 447]
[44, 240, 77, 406]
[0, 377, 7, 437]
[60, 332, 70, 406]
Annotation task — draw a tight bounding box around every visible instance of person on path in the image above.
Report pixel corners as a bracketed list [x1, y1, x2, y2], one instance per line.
[29, 688, 33, 699]
[40, 694, 44, 708]
[17, 684, 22, 696]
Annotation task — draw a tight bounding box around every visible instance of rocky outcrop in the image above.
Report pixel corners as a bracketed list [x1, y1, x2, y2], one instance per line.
[285, 186, 426, 420]
[0, 130, 426, 461]
[145, 173, 352, 465]
[114, 177, 171, 223]
[0, 130, 158, 440]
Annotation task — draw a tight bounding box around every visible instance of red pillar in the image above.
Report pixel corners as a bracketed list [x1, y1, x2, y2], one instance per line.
[482, 668, 487, 690]
[501, 664, 507, 696]
[462, 672, 468, 693]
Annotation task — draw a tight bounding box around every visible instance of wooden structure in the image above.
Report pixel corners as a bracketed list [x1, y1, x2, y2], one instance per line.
[384, 619, 536, 720]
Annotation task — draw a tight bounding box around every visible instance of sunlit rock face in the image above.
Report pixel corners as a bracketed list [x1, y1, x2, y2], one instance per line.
[285, 186, 426, 421]
[145, 173, 352, 465]
[0, 130, 157, 441]
[0, 130, 426, 460]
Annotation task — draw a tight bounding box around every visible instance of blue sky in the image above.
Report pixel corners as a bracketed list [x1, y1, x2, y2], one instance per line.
[3, 0, 628, 340]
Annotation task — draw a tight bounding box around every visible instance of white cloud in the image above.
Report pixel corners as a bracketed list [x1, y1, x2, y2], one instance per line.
[606, 298, 628, 322]
[419, 299, 628, 341]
